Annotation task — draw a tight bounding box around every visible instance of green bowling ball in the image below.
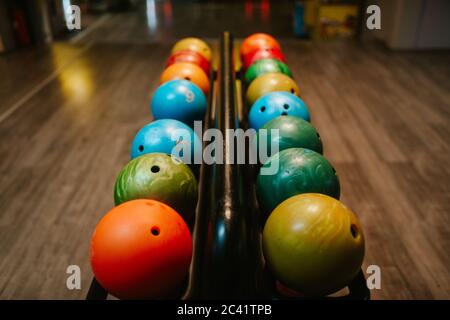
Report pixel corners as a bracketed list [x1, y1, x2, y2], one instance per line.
[114, 153, 198, 220]
[258, 116, 323, 156]
[256, 148, 340, 214]
[245, 59, 293, 85]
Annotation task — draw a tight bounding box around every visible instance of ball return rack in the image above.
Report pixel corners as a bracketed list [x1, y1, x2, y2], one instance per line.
[86, 32, 370, 300]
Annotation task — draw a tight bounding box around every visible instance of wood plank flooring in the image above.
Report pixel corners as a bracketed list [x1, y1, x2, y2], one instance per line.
[288, 40, 450, 299]
[0, 43, 169, 299]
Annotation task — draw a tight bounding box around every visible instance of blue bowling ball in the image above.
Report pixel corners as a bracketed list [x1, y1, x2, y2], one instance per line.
[130, 119, 201, 165]
[151, 79, 207, 126]
[249, 92, 311, 130]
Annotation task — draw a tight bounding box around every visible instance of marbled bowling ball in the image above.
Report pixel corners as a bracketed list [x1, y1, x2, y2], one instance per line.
[263, 193, 365, 297]
[114, 153, 198, 220]
[246, 73, 300, 106]
[256, 148, 340, 213]
[258, 116, 323, 156]
[245, 58, 292, 85]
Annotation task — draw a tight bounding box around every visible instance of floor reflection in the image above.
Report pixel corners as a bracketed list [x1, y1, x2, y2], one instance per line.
[75, 0, 295, 44]
[146, 0, 158, 34]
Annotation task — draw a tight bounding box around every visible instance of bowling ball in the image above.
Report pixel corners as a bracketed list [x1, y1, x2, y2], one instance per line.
[256, 148, 340, 213]
[240, 33, 281, 61]
[263, 193, 365, 296]
[246, 72, 300, 106]
[130, 119, 201, 165]
[258, 116, 323, 155]
[151, 80, 207, 126]
[249, 92, 310, 130]
[171, 37, 212, 61]
[90, 199, 192, 299]
[160, 62, 210, 94]
[166, 50, 211, 75]
[114, 153, 198, 220]
[245, 59, 292, 85]
[242, 47, 286, 70]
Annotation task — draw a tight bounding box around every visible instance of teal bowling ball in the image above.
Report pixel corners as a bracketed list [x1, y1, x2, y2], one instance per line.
[256, 148, 340, 214]
[257, 116, 323, 157]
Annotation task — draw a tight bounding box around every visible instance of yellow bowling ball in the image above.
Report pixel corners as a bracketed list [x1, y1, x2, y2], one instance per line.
[246, 72, 300, 106]
[263, 193, 365, 297]
[171, 37, 212, 62]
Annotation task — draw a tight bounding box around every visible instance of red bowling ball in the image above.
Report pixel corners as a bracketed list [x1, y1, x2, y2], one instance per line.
[240, 33, 281, 61]
[243, 47, 286, 70]
[166, 50, 211, 76]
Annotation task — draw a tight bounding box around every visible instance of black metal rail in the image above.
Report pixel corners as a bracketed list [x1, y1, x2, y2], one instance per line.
[185, 31, 264, 299]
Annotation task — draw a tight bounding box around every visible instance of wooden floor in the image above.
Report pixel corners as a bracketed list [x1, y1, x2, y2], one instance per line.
[0, 1, 449, 300]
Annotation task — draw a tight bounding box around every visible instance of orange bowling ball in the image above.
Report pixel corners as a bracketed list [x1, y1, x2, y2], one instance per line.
[90, 199, 193, 299]
[160, 62, 210, 94]
[240, 33, 281, 61]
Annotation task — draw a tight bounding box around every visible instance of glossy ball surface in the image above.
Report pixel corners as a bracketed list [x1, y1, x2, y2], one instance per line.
[249, 92, 310, 130]
[166, 50, 211, 75]
[243, 47, 286, 70]
[245, 59, 292, 85]
[130, 119, 201, 165]
[114, 153, 198, 220]
[246, 73, 300, 106]
[257, 148, 340, 213]
[151, 80, 207, 126]
[240, 33, 281, 61]
[160, 62, 210, 94]
[171, 37, 212, 61]
[258, 115, 323, 155]
[263, 193, 365, 296]
[90, 199, 193, 299]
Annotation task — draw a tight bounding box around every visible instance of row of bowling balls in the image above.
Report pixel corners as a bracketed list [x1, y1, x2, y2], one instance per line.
[240, 34, 308, 137]
[240, 33, 300, 108]
[153, 37, 213, 126]
[89, 38, 215, 299]
[241, 34, 365, 296]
